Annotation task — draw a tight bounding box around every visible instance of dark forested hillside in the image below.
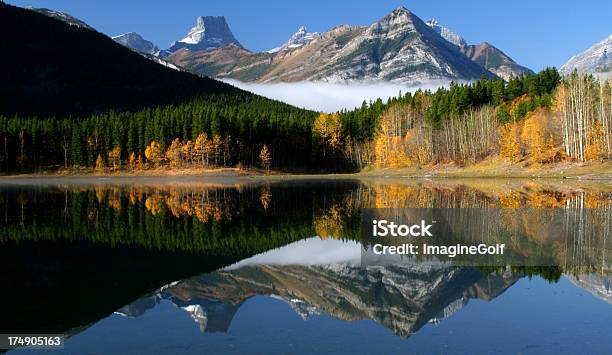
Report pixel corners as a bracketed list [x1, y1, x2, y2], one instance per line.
[0, 2, 321, 171]
[0, 2, 237, 118]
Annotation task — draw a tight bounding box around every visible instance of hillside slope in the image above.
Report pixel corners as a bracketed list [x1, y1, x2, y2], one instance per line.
[0, 2, 239, 118]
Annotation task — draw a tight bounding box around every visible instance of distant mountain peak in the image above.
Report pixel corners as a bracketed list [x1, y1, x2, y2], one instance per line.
[560, 34, 612, 77]
[460, 42, 533, 80]
[425, 18, 467, 47]
[268, 25, 319, 53]
[166, 15, 242, 54]
[112, 32, 159, 56]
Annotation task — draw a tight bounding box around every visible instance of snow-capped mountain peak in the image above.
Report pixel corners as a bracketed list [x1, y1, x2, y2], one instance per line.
[268, 26, 319, 53]
[560, 34, 612, 77]
[180, 16, 207, 44]
[425, 18, 467, 47]
[166, 16, 242, 54]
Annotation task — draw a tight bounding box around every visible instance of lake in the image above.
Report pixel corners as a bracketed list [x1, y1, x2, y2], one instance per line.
[1, 177, 611, 354]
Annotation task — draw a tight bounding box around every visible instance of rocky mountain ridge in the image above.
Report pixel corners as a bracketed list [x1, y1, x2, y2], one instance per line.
[560, 34, 612, 78]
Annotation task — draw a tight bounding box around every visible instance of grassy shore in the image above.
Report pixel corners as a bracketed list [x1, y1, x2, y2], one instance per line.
[1, 158, 611, 180]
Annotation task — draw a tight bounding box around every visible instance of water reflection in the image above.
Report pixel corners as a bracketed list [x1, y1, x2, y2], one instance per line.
[0, 178, 611, 353]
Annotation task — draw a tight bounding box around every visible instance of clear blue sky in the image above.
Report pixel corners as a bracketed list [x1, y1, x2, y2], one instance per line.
[6, 0, 612, 71]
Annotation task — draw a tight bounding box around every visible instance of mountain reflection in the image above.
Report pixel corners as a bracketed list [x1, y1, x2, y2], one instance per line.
[113, 236, 611, 339]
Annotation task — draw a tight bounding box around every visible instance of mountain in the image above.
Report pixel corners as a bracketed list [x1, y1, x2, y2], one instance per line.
[29, 7, 94, 30]
[165, 16, 242, 54]
[423, 18, 532, 80]
[268, 26, 319, 53]
[425, 18, 466, 47]
[560, 34, 612, 77]
[168, 7, 494, 84]
[112, 32, 159, 55]
[0, 2, 238, 118]
[460, 42, 534, 80]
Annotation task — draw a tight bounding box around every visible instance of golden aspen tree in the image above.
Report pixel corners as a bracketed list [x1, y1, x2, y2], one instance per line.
[165, 138, 183, 167]
[181, 140, 194, 166]
[194, 132, 208, 166]
[136, 154, 144, 170]
[128, 152, 136, 170]
[211, 135, 223, 166]
[259, 144, 271, 172]
[313, 112, 343, 159]
[499, 123, 521, 162]
[144, 140, 163, 167]
[95, 154, 105, 172]
[107, 147, 121, 169]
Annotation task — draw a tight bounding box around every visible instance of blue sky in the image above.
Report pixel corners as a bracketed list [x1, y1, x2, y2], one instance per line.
[7, 0, 612, 71]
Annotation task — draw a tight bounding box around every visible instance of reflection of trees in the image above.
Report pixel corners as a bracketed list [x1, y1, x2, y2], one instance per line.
[1, 180, 610, 272]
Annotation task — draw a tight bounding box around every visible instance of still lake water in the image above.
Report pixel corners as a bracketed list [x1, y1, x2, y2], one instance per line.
[1, 177, 611, 354]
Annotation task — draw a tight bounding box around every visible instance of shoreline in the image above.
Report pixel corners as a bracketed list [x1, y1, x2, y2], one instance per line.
[1, 159, 611, 181]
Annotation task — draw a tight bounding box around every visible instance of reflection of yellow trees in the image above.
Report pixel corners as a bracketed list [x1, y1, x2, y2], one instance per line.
[136, 189, 231, 221]
[107, 190, 122, 211]
[499, 192, 522, 208]
[145, 194, 164, 216]
[95, 187, 106, 204]
[315, 205, 345, 240]
[259, 188, 271, 210]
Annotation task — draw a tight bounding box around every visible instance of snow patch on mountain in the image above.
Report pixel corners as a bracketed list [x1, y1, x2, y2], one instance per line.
[425, 18, 466, 47]
[560, 34, 612, 76]
[268, 26, 319, 53]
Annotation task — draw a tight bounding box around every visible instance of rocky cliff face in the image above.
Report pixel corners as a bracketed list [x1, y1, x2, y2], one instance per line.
[166, 16, 242, 54]
[560, 34, 612, 78]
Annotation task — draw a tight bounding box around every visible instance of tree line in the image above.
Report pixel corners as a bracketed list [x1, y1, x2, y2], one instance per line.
[0, 93, 318, 172]
[1, 68, 610, 173]
[331, 68, 611, 169]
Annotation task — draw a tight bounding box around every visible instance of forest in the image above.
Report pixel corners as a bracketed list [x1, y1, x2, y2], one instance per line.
[1, 66, 610, 173]
[336, 68, 612, 169]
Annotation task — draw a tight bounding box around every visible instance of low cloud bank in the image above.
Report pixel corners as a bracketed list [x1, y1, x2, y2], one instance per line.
[223, 79, 453, 112]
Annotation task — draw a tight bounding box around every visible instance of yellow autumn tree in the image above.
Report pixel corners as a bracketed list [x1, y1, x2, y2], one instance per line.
[259, 144, 271, 172]
[181, 140, 194, 166]
[373, 121, 410, 168]
[313, 112, 342, 155]
[499, 123, 521, 162]
[521, 109, 557, 163]
[585, 121, 604, 160]
[128, 152, 136, 170]
[194, 132, 208, 166]
[165, 138, 183, 167]
[211, 135, 223, 165]
[107, 147, 121, 169]
[95, 154, 105, 172]
[144, 140, 163, 167]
